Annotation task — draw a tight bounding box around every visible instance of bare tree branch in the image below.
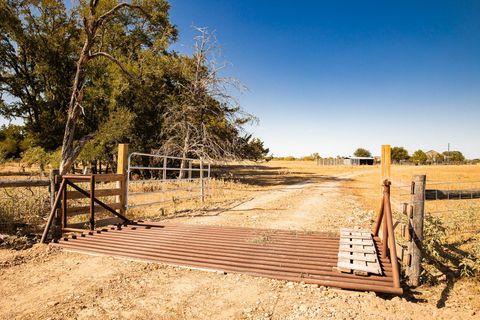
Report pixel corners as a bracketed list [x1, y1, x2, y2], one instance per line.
[88, 51, 134, 79]
[96, 3, 150, 27]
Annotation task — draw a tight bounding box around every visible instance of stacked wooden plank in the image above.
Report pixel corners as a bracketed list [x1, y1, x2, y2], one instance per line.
[336, 228, 382, 276]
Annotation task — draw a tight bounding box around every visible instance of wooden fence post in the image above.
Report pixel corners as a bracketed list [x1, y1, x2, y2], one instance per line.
[117, 143, 129, 215]
[381, 145, 391, 181]
[200, 159, 204, 203]
[408, 174, 426, 286]
[49, 169, 61, 240]
[188, 161, 192, 180]
[163, 157, 167, 180]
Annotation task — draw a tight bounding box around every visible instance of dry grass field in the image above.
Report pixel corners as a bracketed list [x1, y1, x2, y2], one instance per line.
[0, 160, 479, 319]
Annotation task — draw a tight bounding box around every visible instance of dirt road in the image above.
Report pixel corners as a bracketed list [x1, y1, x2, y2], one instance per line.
[0, 171, 477, 319]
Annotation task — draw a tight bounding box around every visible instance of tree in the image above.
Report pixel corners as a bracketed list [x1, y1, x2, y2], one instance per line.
[21, 146, 49, 173]
[241, 137, 270, 161]
[1, 1, 268, 171]
[426, 150, 444, 163]
[354, 148, 371, 157]
[59, 0, 177, 174]
[391, 146, 409, 162]
[443, 151, 465, 163]
[0, 125, 27, 160]
[78, 107, 135, 172]
[411, 150, 428, 164]
[0, 0, 80, 150]
[159, 27, 254, 176]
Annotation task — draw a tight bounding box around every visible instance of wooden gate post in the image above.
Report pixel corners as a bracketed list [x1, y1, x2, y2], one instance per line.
[200, 159, 205, 203]
[117, 143, 129, 215]
[408, 174, 426, 286]
[381, 145, 391, 181]
[49, 169, 62, 240]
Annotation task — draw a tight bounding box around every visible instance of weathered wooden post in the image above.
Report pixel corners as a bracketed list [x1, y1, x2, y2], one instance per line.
[200, 159, 205, 203]
[379, 145, 391, 247]
[408, 174, 426, 286]
[381, 144, 391, 181]
[162, 157, 167, 180]
[116, 143, 129, 215]
[188, 161, 193, 180]
[49, 169, 62, 240]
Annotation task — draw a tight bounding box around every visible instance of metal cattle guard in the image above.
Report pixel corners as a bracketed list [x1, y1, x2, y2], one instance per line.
[126, 152, 211, 209]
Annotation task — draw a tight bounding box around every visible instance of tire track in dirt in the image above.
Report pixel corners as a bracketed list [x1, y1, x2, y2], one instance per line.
[173, 170, 375, 233]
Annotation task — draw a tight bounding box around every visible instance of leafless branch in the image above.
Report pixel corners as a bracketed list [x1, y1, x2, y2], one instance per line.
[88, 51, 134, 79]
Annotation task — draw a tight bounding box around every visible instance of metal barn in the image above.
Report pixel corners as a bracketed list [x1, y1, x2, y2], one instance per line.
[343, 156, 375, 165]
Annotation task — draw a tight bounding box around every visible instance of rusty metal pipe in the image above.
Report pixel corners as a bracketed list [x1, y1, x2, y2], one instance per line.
[383, 181, 401, 288]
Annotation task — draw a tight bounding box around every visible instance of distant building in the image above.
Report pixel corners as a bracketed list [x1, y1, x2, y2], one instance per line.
[343, 156, 375, 165]
[426, 150, 443, 163]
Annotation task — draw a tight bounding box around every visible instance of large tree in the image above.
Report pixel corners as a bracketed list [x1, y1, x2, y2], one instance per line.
[443, 150, 465, 163]
[59, 0, 176, 174]
[411, 150, 428, 164]
[160, 27, 252, 160]
[1, 0, 267, 171]
[0, 0, 80, 150]
[391, 146, 409, 162]
[354, 148, 371, 157]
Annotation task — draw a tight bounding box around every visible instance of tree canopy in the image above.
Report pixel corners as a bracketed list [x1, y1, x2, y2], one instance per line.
[411, 150, 428, 164]
[391, 146, 409, 162]
[0, 0, 268, 171]
[443, 151, 465, 162]
[353, 148, 371, 157]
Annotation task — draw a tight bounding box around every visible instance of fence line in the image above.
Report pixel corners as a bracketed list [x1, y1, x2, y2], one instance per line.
[126, 152, 211, 209]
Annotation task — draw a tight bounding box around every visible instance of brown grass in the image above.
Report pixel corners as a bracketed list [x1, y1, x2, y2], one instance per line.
[1, 161, 479, 284]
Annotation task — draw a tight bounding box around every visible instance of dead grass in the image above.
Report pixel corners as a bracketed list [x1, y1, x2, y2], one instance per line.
[1, 161, 479, 285]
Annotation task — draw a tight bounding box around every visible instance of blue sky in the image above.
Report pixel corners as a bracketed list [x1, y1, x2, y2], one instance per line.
[169, 0, 480, 158]
[2, 1, 479, 158]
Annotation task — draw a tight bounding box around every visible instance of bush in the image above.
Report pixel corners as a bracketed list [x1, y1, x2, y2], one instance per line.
[353, 148, 371, 157]
[411, 150, 427, 164]
[21, 147, 50, 173]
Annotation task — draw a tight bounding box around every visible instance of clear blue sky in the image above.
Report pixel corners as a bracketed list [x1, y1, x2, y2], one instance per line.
[169, 0, 480, 158]
[2, 1, 479, 158]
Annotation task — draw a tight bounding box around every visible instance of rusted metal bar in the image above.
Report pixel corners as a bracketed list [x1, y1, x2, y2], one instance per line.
[62, 181, 67, 229]
[382, 201, 388, 259]
[54, 221, 402, 295]
[383, 180, 401, 289]
[90, 175, 95, 231]
[40, 179, 67, 243]
[372, 192, 385, 236]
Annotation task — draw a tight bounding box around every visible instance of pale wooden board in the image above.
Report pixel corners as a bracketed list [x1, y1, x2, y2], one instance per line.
[338, 252, 377, 262]
[339, 233, 371, 240]
[339, 238, 372, 245]
[339, 244, 376, 254]
[336, 229, 382, 275]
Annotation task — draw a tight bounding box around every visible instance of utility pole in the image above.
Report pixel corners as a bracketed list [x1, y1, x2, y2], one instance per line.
[446, 143, 450, 164]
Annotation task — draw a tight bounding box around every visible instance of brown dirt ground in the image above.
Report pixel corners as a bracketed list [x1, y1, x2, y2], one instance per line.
[0, 163, 479, 319]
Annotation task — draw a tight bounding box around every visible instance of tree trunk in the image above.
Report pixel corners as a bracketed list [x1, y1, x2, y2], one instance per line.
[59, 39, 93, 175]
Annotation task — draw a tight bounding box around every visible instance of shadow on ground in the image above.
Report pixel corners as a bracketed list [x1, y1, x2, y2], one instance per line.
[401, 235, 479, 308]
[212, 164, 353, 187]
